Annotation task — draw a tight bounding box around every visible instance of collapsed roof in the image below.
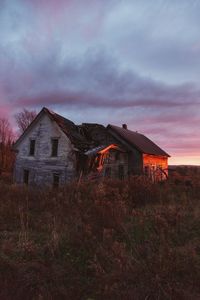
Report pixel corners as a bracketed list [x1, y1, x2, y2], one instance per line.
[48, 108, 169, 156]
[14, 107, 170, 157]
[46, 108, 112, 150]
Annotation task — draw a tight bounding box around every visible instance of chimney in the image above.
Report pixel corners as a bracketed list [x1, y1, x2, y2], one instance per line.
[122, 124, 127, 130]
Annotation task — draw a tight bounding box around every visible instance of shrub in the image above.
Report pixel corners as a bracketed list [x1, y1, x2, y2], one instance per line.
[0, 176, 200, 299]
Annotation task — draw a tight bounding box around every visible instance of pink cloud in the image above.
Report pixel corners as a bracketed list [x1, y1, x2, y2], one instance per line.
[0, 104, 12, 119]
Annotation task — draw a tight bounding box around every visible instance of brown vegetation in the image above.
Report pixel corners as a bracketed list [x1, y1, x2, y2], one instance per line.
[0, 118, 15, 173]
[0, 176, 200, 299]
[0, 108, 37, 176]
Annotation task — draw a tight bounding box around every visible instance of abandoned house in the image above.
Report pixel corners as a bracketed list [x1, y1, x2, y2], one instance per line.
[13, 107, 170, 186]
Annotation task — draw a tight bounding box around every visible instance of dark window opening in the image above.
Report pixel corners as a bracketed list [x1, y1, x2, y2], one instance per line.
[118, 165, 124, 179]
[144, 166, 149, 176]
[115, 152, 120, 161]
[23, 170, 29, 185]
[29, 139, 35, 156]
[105, 167, 111, 178]
[53, 173, 60, 188]
[51, 139, 58, 157]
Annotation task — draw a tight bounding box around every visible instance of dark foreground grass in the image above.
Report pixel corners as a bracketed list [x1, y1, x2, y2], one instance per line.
[0, 177, 200, 300]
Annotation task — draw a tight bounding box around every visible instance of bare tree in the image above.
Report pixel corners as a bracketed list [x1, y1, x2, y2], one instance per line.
[0, 118, 14, 171]
[15, 108, 37, 133]
[0, 118, 11, 141]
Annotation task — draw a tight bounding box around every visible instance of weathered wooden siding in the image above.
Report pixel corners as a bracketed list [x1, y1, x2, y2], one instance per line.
[128, 150, 143, 175]
[143, 154, 168, 168]
[143, 154, 168, 180]
[14, 113, 76, 186]
[107, 128, 143, 175]
[100, 149, 129, 179]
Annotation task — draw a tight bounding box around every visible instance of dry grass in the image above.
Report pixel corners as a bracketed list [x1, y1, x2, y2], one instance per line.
[0, 176, 200, 299]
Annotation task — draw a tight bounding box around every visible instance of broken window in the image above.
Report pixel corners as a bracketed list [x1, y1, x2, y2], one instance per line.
[29, 139, 35, 156]
[23, 169, 29, 185]
[118, 164, 124, 179]
[51, 139, 58, 157]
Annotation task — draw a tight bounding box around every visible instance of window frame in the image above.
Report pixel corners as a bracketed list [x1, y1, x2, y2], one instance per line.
[144, 165, 149, 177]
[29, 139, 36, 156]
[51, 138, 59, 157]
[23, 169, 29, 185]
[118, 164, 124, 180]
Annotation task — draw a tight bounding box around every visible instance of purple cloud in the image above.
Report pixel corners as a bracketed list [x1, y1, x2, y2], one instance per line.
[0, 0, 200, 164]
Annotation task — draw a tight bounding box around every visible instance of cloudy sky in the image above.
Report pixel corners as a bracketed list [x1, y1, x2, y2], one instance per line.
[0, 0, 200, 164]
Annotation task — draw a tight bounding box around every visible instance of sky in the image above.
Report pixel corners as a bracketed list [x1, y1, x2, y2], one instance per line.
[0, 0, 200, 165]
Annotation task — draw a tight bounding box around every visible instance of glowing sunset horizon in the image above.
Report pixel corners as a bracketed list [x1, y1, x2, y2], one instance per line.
[169, 156, 200, 166]
[0, 0, 200, 165]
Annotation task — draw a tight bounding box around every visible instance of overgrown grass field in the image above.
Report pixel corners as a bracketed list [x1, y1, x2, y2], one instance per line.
[0, 176, 200, 299]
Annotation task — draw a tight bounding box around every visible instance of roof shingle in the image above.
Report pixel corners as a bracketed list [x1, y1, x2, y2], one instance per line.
[107, 124, 170, 157]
